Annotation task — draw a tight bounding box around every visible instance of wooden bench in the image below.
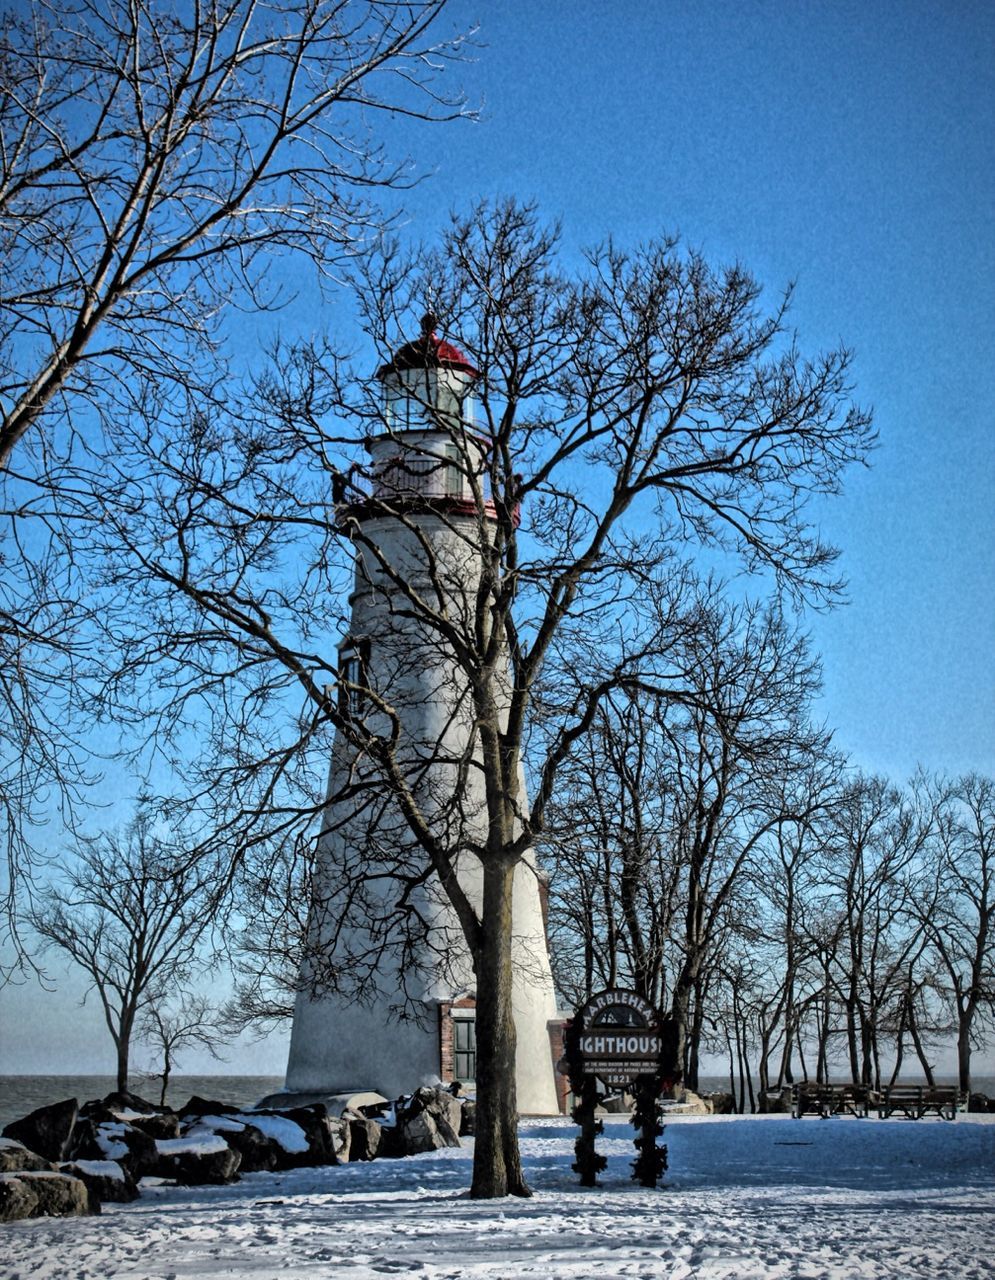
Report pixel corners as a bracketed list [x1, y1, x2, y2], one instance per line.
[791, 1082, 870, 1119]
[872, 1084, 964, 1121]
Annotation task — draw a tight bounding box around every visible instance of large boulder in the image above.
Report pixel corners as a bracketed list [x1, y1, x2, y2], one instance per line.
[2, 1171, 98, 1219]
[458, 1099, 476, 1136]
[238, 1107, 327, 1169]
[177, 1104, 351, 1174]
[88, 1089, 160, 1115]
[759, 1088, 793, 1114]
[395, 1088, 462, 1156]
[2, 1097, 78, 1162]
[60, 1159, 139, 1204]
[662, 1087, 711, 1115]
[127, 1112, 181, 1140]
[346, 1113, 383, 1162]
[0, 1175, 40, 1222]
[178, 1095, 243, 1119]
[182, 1116, 281, 1174]
[325, 1115, 351, 1164]
[255, 1089, 388, 1117]
[0, 1137, 56, 1173]
[155, 1134, 241, 1185]
[69, 1117, 159, 1179]
[397, 1108, 447, 1156]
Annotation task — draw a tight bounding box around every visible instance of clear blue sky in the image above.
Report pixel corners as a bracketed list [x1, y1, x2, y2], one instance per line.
[393, 0, 994, 784]
[2, 0, 992, 1076]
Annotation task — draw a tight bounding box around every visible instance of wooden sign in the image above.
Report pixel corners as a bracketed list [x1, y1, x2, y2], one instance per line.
[573, 989, 664, 1088]
[559, 988, 676, 1188]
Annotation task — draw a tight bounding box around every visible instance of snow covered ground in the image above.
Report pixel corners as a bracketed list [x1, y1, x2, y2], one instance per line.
[3, 1113, 994, 1280]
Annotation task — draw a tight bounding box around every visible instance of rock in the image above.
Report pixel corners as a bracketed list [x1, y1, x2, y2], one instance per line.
[93, 1090, 160, 1115]
[667, 1087, 710, 1114]
[256, 1090, 388, 1117]
[397, 1108, 448, 1155]
[759, 1088, 793, 1114]
[11, 1171, 98, 1218]
[0, 1138, 56, 1173]
[705, 1091, 736, 1115]
[245, 1105, 335, 1168]
[346, 1114, 382, 1162]
[178, 1095, 242, 1118]
[395, 1088, 462, 1155]
[325, 1115, 351, 1164]
[0, 1175, 40, 1222]
[968, 1092, 994, 1114]
[155, 1134, 242, 1185]
[2, 1097, 78, 1162]
[69, 1117, 159, 1178]
[183, 1116, 280, 1174]
[127, 1112, 181, 1140]
[284, 1104, 337, 1165]
[60, 1159, 139, 1204]
[458, 1099, 476, 1136]
[599, 1093, 631, 1114]
[421, 1088, 462, 1144]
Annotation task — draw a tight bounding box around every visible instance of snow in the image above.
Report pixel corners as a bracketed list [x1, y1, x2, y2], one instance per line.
[93, 1123, 129, 1161]
[234, 1113, 309, 1153]
[183, 1112, 310, 1152]
[156, 1134, 232, 1157]
[2, 1114, 993, 1279]
[62, 1159, 126, 1181]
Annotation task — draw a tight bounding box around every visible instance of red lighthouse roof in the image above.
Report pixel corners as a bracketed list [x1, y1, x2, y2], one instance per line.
[376, 312, 478, 379]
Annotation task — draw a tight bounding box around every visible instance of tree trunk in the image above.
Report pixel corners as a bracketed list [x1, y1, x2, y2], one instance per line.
[471, 857, 530, 1199]
[956, 1010, 973, 1095]
[845, 992, 860, 1082]
[674, 969, 704, 1090]
[907, 996, 936, 1086]
[159, 1042, 173, 1109]
[888, 994, 907, 1088]
[116, 1036, 129, 1094]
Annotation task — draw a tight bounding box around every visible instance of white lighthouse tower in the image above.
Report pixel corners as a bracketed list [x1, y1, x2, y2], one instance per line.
[284, 315, 560, 1115]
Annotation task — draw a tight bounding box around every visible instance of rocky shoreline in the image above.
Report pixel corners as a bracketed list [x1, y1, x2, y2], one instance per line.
[1, 1084, 468, 1223]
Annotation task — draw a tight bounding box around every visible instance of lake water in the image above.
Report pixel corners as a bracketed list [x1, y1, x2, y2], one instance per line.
[1, 1072, 989, 1132]
[0, 1075, 285, 1131]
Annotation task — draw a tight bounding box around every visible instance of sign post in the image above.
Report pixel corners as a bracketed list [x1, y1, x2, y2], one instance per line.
[559, 988, 678, 1188]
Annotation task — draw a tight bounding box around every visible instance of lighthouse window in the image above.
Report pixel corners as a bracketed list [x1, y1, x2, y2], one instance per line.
[385, 386, 413, 431]
[338, 639, 370, 715]
[453, 1016, 476, 1082]
[444, 443, 463, 497]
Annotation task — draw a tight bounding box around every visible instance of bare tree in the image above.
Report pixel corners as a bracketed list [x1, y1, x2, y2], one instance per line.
[816, 774, 933, 1089]
[0, 0, 469, 951]
[0, 534, 97, 970]
[30, 807, 218, 1091]
[913, 773, 995, 1092]
[91, 201, 872, 1195]
[541, 580, 698, 1010]
[0, 0, 469, 468]
[139, 993, 224, 1108]
[222, 835, 314, 1034]
[645, 600, 832, 1086]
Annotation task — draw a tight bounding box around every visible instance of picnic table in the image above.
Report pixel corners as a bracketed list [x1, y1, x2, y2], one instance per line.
[791, 1082, 870, 1118]
[872, 1084, 964, 1120]
[791, 1081, 965, 1119]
